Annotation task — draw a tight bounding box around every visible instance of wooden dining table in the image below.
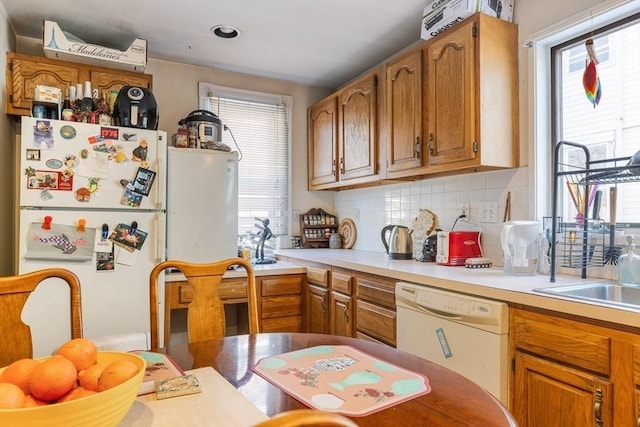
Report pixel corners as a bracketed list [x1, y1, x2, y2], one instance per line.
[164, 333, 517, 426]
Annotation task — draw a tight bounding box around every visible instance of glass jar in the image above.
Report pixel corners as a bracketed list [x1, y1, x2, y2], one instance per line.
[329, 232, 342, 249]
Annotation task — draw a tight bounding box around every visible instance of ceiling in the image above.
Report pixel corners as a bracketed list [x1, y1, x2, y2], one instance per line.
[1, 0, 428, 88]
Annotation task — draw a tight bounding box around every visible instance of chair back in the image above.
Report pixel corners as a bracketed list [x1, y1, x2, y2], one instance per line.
[253, 409, 358, 427]
[149, 257, 259, 349]
[0, 268, 83, 367]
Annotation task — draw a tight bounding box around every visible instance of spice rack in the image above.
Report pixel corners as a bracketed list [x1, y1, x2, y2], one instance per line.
[550, 141, 640, 282]
[300, 208, 338, 248]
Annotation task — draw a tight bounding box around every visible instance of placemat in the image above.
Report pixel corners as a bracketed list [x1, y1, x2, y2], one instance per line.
[253, 345, 431, 417]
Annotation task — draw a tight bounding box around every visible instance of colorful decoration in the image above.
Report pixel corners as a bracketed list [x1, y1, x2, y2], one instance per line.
[582, 38, 602, 108]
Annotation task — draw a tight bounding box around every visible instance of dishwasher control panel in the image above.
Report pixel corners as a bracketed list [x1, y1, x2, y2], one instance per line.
[395, 281, 509, 334]
[415, 289, 492, 317]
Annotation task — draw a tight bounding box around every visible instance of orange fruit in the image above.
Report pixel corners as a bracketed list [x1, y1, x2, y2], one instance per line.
[0, 358, 40, 394]
[55, 338, 98, 372]
[29, 355, 77, 402]
[22, 394, 48, 407]
[0, 382, 26, 409]
[57, 386, 97, 402]
[97, 360, 139, 391]
[77, 361, 108, 392]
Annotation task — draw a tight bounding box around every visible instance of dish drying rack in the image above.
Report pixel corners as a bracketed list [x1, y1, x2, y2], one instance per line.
[550, 141, 640, 282]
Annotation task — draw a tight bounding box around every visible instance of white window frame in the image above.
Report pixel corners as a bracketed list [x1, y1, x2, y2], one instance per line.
[527, 0, 639, 223]
[197, 82, 293, 241]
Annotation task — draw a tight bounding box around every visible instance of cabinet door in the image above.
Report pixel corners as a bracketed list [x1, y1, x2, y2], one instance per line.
[338, 72, 377, 181]
[307, 284, 329, 334]
[90, 69, 153, 96]
[259, 275, 303, 333]
[308, 96, 338, 187]
[330, 291, 353, 337]
[355, 300, 396, 346]
[386, 49, 423, 173]
[426, 21, 477, 166]
[7, 53, 80, 114]
[513, 352, 613, 427]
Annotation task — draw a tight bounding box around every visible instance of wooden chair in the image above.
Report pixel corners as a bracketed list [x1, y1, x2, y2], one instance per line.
[253, 409, 359, 427]
[0, 268, 83, 367]
[149, 257, 259, 349]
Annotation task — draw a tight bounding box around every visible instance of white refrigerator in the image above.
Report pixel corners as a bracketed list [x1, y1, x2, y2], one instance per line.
[166, 146, 238, 263]
[17, 117, 166, 357]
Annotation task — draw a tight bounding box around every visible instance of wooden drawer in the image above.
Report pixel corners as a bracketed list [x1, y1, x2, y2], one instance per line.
[331, 271, 353, 295]
[511, 308, 611, 375]
[356, 300, 396, 346]
[307, 266, 329, 287]
[218, 278, 247, 300]
[167, 278, 247, 308]
[261, 276, 303, 296]
[356, 274, 395, 309]
[261, 296, 302, 319]
[262, 316, 303, 333]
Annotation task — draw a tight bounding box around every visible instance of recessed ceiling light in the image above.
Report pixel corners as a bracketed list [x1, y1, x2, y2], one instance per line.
[211, 25, 240, 39]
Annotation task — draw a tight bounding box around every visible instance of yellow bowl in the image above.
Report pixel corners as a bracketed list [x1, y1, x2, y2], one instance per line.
[0, 351, 145, 427]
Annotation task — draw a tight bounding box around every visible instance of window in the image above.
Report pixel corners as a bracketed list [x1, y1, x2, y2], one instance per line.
[551, 11, 640, 224]
[198, 83, 292, 240]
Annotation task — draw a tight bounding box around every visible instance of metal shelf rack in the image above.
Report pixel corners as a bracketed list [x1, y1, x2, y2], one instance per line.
[550, 141, 640, 282]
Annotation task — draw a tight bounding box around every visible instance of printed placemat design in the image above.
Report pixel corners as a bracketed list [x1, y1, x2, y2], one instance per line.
[253, 345, 431, 417]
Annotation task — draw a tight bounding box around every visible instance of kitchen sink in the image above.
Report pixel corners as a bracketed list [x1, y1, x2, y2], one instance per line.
[534, 282, 640, 310]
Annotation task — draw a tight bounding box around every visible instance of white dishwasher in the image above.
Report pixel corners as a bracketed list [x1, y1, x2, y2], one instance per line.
[395, 281, 509, 404]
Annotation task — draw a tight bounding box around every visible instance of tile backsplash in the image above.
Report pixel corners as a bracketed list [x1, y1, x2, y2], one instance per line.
[334, 167, 531, 266]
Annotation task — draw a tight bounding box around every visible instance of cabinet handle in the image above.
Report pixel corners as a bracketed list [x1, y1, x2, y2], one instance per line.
[428, 133, 435, 156]
[414, 137, 422, 159]
[343, 300, 349, 322]
[321, 294, 327, 313]
[594, 388, 603, 427]
[339, 157, 345, 174]
[332, 159, 336, 175]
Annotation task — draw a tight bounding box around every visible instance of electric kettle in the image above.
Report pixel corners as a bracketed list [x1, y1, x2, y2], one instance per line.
[501, 220, 539, 275]
[381, 225, 413, 260]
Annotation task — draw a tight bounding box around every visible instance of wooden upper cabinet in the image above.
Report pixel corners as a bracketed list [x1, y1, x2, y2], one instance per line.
[7, 53, 80, 114]
[6, 52, 153, 117]
[386, 49, 423, 173]
[426, 14, 518, 173]
[337, 72, 377, 181]
[90, 69, 152, 96]
[308, 95, 339, 188]
[426, 22, 476, 166]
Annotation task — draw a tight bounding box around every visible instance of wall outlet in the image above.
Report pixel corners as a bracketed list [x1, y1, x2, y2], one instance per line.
[459, 202, 470, 221]
[293, 210, 300, 222]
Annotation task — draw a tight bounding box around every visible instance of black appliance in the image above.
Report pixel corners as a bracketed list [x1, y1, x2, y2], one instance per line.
[114, 86, 159, 130]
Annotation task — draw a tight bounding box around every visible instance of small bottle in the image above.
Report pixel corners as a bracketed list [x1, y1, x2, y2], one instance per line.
[618, 236, 640, 285]
[61, 88, 74, 121]
[80, 81, 94, 113]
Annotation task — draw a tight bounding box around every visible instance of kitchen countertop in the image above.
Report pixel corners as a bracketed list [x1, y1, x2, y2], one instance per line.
[164, 260, 306, 282]
[276, 249, 640, 328]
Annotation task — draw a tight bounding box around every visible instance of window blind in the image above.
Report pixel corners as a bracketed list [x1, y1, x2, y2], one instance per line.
[207, 94, 290, 237]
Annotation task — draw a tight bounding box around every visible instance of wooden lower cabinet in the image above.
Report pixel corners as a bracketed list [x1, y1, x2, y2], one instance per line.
[513, 352, 612, 427]
[511, 306, 640, 427]
[354, 272, 396, 347]
[259, 275, 305, 333]
[330, 290, 353, 337]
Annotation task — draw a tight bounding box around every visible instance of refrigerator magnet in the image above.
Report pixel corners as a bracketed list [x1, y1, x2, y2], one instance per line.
[130, 167, 156, 196]
[95, 224, 113, 253]
[96, 248, 115, 271]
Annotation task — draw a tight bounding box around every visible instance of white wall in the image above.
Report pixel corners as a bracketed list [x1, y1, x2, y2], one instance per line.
[0, 2, 16, 275]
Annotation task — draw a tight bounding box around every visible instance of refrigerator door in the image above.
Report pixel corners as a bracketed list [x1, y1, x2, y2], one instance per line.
[166, 147, 238, 263]
[18, 209, 165, 357]
[20, 117, 166, 210]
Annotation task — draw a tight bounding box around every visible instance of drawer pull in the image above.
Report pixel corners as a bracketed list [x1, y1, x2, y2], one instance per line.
[594, 388, 603, 427]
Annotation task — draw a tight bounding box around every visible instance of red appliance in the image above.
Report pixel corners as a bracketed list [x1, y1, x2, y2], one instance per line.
[436, 231, 483, 266]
